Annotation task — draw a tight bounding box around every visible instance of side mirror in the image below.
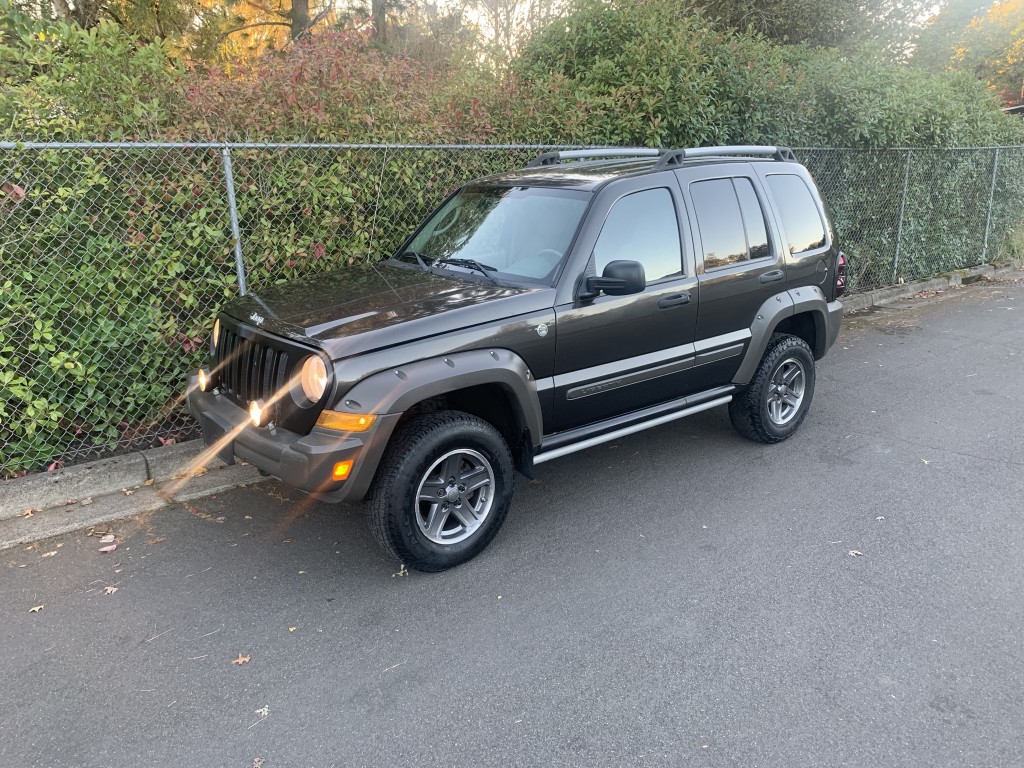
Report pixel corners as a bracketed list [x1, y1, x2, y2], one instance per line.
[583, 260, 646, 299]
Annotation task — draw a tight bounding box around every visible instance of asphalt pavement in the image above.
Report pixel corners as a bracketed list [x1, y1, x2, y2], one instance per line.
[3, 276, 1023, 768]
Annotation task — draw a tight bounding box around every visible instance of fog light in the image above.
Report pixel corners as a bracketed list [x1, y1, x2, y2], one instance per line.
[249, 399, 267, 427]
[198, 367, 216, 392]
[332, 460, 353, 481]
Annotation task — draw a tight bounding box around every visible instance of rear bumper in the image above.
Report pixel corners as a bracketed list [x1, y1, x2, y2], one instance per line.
[826, 299, 843, 350]
[186, 376, 400, 503]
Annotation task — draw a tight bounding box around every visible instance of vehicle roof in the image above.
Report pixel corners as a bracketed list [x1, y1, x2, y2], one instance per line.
[475, 156, 797, 192]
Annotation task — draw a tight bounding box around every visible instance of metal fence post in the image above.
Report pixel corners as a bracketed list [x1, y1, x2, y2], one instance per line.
[892, 149, 912, 282]
[220, 145, 248, 296]
[981, 147, 1001, 263]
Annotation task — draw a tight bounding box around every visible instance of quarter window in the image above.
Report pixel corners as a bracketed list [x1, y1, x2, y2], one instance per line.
[691, 177, 772, 270]
[593, 188, 683, 283]
[766, 174, 827, 254]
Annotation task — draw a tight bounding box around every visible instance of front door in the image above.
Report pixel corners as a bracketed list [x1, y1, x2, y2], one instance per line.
[550, 178, 698, 432]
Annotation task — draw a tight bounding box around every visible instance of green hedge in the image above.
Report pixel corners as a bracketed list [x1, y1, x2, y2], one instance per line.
[1, 15, 1023, 475]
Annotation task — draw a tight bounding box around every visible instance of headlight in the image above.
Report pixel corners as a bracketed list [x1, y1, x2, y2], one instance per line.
[212, 318, 220, 349]
[299, 356, 328, 402]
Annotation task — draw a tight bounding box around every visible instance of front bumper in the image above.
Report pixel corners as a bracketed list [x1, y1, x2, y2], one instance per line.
[186, 376, 400, 503]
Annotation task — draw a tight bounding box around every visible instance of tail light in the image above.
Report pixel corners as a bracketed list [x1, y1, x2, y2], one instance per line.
[835, 252, 848, 298]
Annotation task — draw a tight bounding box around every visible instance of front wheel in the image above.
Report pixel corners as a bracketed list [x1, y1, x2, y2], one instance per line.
[729, 333, 816, 444]
[368, 411, 514, 572]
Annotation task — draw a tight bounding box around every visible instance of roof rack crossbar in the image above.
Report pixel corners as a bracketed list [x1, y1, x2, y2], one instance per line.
[525, 147, 663, 168]
[654, 145, 797, 169]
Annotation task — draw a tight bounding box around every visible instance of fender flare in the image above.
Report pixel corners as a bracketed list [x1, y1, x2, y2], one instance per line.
[732, 286, 829, 385]
[336, 348, 544, 446]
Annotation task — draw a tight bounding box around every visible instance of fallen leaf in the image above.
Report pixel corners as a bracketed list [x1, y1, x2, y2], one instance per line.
[114, 569, 122, 574]
[21, 509, 35, 518]
[80, 497, 94, 506]
[281, 537, 293, 544]
[104, 586, 118, 595]
[29, 605, 44, 613]
[298, 570, 306, 574]
[99, 544, 117, 553]
[253, 757, 265, 768]
[244, 515, 253, 520]
[392, 564, 408, 578]
[100, 533, 115, 544]
[289, 627, 297, 633]
[190, 466, 208, 477]
[56, 543, 63, 548]
[123, 488, 135, 496]
[40, 551, 57, 558]
[145, 537, 166, 546]
[144, 479, 154, 486]
[876, 516, 885, 521]
[849, 550, 864, 557]
[232, 654, 251, 665]
[920, 459, 930, 465]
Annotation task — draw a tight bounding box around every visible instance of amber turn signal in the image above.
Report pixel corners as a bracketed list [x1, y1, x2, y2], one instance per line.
[332, 460, 353, 480]
[316, 411, 377, 432]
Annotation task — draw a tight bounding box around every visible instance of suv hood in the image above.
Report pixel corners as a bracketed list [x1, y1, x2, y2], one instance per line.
[224, 263, 553, 358]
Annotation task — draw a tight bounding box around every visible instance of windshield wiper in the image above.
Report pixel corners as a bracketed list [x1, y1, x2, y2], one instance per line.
[392, 250, 430, 271]
[433, 258, 499, 284]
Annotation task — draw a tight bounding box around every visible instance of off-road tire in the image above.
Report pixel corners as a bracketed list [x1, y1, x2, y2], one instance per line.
[368, 411, 514, 572]
[729, 333, 816, 444]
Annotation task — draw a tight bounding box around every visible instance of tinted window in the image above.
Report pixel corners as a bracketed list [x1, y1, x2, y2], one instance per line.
[766, 174, 827, 254]
[593, 188, 682, 282]
[690, 179, 748, 270]
[735, 178, 771, 261]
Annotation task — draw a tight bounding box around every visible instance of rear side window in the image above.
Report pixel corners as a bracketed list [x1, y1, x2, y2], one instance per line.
[765, 174, 827, 254]
[593, 188, 682, 282]
[690, 178, 772, 270]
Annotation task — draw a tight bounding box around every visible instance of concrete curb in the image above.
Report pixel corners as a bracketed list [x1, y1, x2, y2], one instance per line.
[0, 463, 266, 552]
[0, 440, 226, 520]
[840, 263, 1011, 313]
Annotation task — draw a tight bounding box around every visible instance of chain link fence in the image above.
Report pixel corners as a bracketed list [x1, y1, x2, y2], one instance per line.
[2, 143, 1022, 476]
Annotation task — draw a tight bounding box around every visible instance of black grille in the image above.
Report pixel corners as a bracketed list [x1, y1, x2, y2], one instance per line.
[215, 326, 291, 403]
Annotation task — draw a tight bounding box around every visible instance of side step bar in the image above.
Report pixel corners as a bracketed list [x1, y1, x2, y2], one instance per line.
[533, 394, 732, 465]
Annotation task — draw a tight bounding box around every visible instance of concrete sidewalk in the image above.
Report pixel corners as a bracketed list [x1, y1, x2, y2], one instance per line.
[1, 262, 1019, 552]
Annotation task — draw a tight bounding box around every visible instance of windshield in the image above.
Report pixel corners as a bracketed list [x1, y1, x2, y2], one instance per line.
[397, 185, 591, 284]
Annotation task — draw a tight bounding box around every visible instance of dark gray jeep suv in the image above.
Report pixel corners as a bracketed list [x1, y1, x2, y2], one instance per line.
[188, 146, 846, 571]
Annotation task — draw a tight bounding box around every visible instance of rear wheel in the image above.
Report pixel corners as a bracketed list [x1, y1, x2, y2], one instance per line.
[729, 333, 816, 444]
[368, 411, 514, 572]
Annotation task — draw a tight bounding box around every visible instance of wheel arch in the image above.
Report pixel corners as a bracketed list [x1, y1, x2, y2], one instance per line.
[337, 348, 543, 476]
[733, 287, 829, 385]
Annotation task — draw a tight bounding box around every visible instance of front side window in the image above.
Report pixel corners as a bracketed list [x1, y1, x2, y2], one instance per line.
[691, 177, 772, 271]
[593, 188, 682, 282]
[399, 185, 591, 283]
[765, 174, 828, 254]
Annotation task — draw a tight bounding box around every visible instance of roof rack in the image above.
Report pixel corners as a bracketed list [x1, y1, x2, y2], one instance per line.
[525, 147, 663, 168]
[654, 145, 797, 169]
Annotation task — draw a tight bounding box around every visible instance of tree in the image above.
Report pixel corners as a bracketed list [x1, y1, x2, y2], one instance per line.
[465, 0, 565, 68]
[915, 0, 1024, 105]
[694, 0, 935, 53]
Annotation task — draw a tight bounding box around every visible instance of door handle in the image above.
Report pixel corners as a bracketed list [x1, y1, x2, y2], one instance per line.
[759, 269, 785, 284]
[657, 293, 691, 309]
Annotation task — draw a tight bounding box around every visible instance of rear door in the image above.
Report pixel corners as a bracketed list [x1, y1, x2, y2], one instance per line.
[549, 175, 699, 432]
[676, 164, 786, 394]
